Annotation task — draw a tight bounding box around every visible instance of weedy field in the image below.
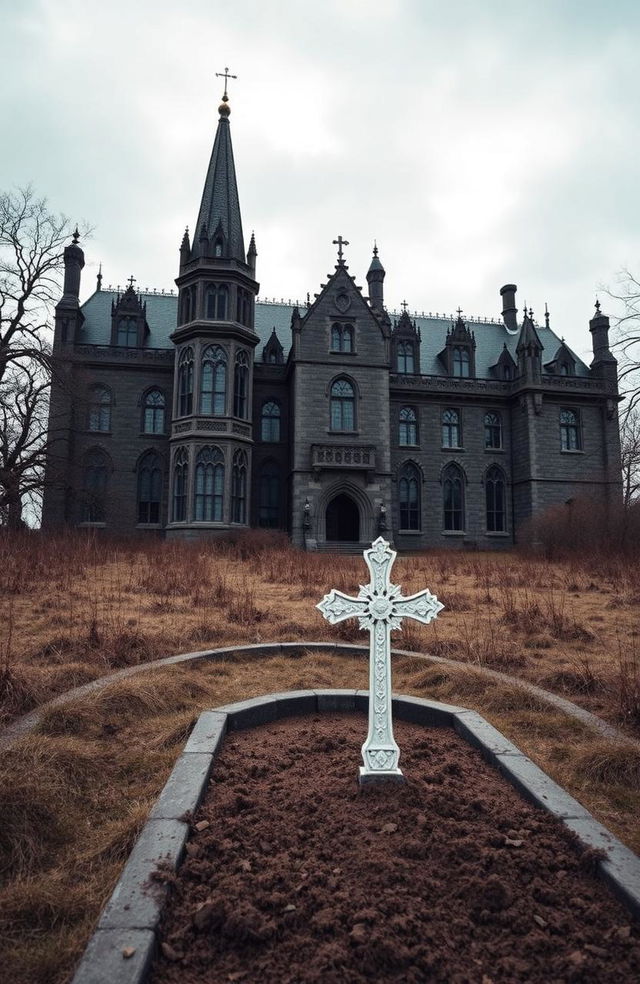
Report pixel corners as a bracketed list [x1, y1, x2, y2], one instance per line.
[1, 529, 639, 984]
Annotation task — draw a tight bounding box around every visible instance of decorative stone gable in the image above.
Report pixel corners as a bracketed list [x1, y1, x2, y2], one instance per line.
[391, 309, 421, 375]
[262, 327, 284, 364]
[438, 311, 476, 378]
[545, 340, 576, 377]
[490, 343, 517, 381]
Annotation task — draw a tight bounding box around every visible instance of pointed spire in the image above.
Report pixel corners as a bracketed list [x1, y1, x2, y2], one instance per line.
[96, 263, 102, 292]
[367, 242, 385, 310]
[248, 231, 257, 255]
[544, 302, 550, 328]
[193, 82, 246, 262]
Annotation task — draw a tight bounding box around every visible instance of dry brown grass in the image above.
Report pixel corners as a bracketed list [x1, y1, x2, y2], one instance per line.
[1, 530, 640, 983]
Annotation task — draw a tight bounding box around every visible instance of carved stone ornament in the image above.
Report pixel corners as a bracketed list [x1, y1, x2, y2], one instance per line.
[317, 537, 444, 782]
[335, 291, 351, 313]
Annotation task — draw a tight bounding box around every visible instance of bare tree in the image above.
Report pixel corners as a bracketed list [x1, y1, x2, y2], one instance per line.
[620, 403, 640, 508]
[607, 269, 640, 412]
[0, 187, 77, 528]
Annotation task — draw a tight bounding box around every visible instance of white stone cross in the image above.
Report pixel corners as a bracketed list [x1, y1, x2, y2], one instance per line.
[317, 537, 444, 782]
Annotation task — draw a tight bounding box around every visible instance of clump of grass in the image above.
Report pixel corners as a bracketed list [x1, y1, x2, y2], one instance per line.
[573, 741, 640, 787]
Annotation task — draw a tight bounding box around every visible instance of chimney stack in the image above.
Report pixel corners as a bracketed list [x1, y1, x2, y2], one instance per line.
[500, 284, 518, 332]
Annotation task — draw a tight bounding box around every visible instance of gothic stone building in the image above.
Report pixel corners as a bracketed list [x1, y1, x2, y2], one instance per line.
[42, 92, 622, 550]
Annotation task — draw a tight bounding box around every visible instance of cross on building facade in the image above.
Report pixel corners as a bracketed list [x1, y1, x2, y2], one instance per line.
[317, 537, 444, 782]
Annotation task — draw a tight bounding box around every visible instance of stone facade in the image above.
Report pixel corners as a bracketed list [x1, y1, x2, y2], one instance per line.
[42, 100, 622, 550]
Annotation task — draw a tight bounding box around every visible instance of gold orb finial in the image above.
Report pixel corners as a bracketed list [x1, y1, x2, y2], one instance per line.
[218, 93, 230, 117]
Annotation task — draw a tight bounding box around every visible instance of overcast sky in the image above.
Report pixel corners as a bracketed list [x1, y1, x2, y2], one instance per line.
[2, 0, 639, 359]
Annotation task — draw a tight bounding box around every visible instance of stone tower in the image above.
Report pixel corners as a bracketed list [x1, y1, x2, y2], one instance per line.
[168, 85, 259, 537]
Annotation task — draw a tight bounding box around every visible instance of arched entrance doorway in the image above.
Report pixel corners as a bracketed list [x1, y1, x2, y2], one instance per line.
[326, 493, 360, 542]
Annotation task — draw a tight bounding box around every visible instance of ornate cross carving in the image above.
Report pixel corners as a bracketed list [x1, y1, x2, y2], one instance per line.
[317, 537, 444, 782]
[332, 235, 349, 264]
[216, 66, 237, 99]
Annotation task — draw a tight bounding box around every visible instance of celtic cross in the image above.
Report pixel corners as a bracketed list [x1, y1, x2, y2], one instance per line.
[317, 537, 444, 782]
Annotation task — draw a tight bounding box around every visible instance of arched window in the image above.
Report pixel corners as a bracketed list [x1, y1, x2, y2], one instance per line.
[399, 463, 421, 530]
[397, 341, 415, 374]
[137, 451, 162, 524]
[231, 449, 248, 524]
[88, 385, 112, 432]
[180, 289, 191, 326]
[443, 464, 464, 531]
[331, 323, 354, 353]
[234, 350, 249, 418]
[200, 345, 227, 415]
[261, 401, 281, 442]
[194, 446, 224, 522]
[172, 447, 189, 522]
[236, 288, 250, 326]
[205, 284, 228, 320]
[399, 407, 417, 446]
[503, 364, 513, 381]
[453, 347, 470, 378]
[484, 411, 502, 449]
[214, 238, 223, 258]
[486, 466, 506, 533]
[330, 378, 355, 431]
[82, 449, 109, 523]
[442, 408, 461, 448]
[178, 347, 194, 417]
[143, 389, 165, 434]
[559, 362, 572, 376]
[258, 462, 281, 528]
[560, 408, 581, 450]
[331, 324, 341, 351]
[117, 316, 138, 347]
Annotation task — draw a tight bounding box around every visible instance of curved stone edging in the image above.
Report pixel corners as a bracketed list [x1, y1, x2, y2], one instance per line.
[1, 641, 636, 749]
[69, 690, 640, 984]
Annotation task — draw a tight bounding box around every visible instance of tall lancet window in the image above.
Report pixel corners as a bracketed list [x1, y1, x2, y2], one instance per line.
[234, 350, 249, 419]
[178, 347, 194, 417]
[201, 345, 227, 415]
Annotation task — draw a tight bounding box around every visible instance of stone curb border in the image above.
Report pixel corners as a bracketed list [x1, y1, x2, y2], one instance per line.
[2, 641, 632, 749]
[70, 690, 640, 984]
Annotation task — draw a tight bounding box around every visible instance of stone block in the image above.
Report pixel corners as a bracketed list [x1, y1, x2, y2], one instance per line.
[70, 928, 156, 984]
[99, 819, 188, 931]
[563, 816, 640, 920]
[272, 690, 318, 718]
[216, 695, 278, 730]
[315, 689, 360, 712]
[182, 711, 227, 755]
[453, 710, 522, 763]
[495, 753, 591, 819]
[392, 694, 464, 727]
[148, 753, 214, 821]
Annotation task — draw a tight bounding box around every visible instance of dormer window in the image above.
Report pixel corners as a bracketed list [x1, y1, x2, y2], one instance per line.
[214, 239, 223, 257]
[560, 362, 572, 376]
[453, 347, 470, 378]
[117, 316, 138, 347]
[397, 341, 415, 374]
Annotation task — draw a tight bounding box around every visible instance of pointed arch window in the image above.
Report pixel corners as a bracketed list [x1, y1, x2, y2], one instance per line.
[137, 451, 162, 524]
[399, 462, 421, 531]
[259, 462, 281, 528]
[231, 449, 248, 524]
[453, 347, 470, 378]
[205, 284, 229, 321]
[399, 407, 417, 446]
[484, 411, 502, 450]
[560, 408, 581, 451]
[442, 408, 461, 448]
[200, 345, 227, 415]
[117, 315, 138, 347]
[331, 323, 354, 353]
[486, 466, 506, 533]
[330, 378, 356, 431]
[178, 347, 194, 417]
[88, 385, 112, 432]
[142, 389, 165, 434]
[194, 446, 224, 522]
[397, 341, 415, 374]
[443, 464, 465, 532]
[172, 447, 189, 522]
[214, 238, 224, 258]
[236, 288, 250, 326]
[261, 401, 281, 442]
[234, 350, 249, 418]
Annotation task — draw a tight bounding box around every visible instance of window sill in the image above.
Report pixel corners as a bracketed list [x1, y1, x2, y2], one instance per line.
[485, 447, 504, 453]
[441, 446, 464, 452]
[442, 531, 466, 536]
[327, 430, 359, 436]
[398, 529, 422, 535]
[136, 523, 162, 528]
[140, 433, 167, 438]
[486, 531, 510, 537]
[85, 430, 112, 436]
[330, 350, 357, 356]
[560, 449, 584, 454]
[398, 443, 420, 449]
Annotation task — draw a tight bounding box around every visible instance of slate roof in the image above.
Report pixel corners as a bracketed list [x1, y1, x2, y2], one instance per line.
[77, 289, 589, 378]
[193, 113, 245, 262]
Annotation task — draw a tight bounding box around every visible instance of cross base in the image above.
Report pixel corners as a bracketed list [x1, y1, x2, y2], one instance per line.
[358, 767, 406, 785]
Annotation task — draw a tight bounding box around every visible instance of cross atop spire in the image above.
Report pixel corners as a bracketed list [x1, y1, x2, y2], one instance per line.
[456, 306, 463, 319]
[215, 66, 237, 100]
[333, 235, 349, 265]
[127, 274, 136, 290]
[401, 299, 408, 312]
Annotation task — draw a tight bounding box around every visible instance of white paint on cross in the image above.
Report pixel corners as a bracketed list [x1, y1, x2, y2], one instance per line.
[317, 537, 444, 782]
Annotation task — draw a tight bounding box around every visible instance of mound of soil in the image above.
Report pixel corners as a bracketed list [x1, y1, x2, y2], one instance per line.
[150, 714, 640, 984]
